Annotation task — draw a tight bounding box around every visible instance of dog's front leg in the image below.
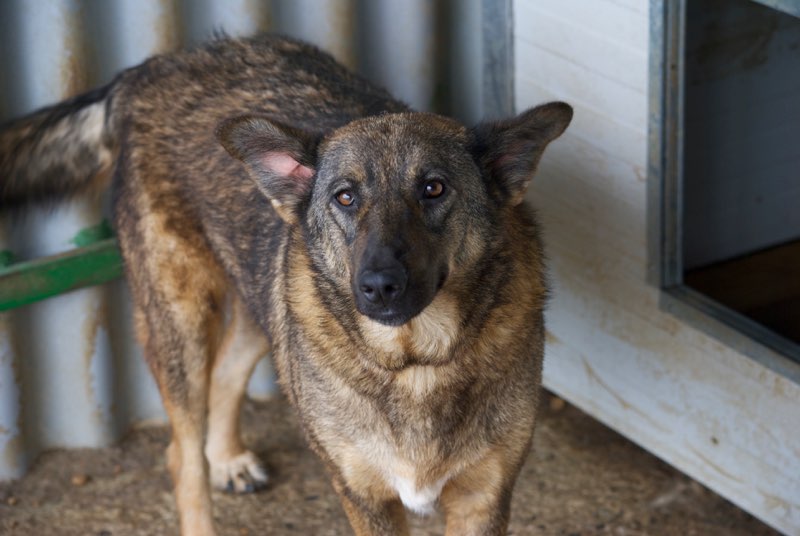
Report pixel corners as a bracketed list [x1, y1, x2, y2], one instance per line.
[440, 445, 529, 536]
[331, 477, 409, 536]
[206, 297, 270, 493]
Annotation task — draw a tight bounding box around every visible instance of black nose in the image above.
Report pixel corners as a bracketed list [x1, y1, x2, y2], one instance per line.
[358, 268, 407, 306]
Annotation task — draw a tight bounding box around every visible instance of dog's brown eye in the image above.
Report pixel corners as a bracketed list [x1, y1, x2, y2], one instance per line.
[423, 180, 445, 199]
[335, 190, 355, 207]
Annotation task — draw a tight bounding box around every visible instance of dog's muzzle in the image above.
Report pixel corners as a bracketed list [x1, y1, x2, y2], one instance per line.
[358, 266, 407, 308]
[355, 261, 414, 325]
[352, 237, 441, 326]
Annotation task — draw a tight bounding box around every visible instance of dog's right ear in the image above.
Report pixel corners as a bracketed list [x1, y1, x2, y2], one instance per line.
[469, 102, 572, 207]
[217, 116, 318, 224]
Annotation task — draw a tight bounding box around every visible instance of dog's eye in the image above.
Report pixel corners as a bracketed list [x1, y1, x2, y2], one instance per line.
[423, 180, 445, 200]
[335, 190, 356, 207]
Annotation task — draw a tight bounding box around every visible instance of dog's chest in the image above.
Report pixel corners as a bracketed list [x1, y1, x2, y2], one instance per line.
[352, 389, 468, 514]
[358, 431, 454, 515]
[389, 471, 449, 514]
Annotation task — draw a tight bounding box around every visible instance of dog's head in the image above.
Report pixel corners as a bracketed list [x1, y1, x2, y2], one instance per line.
[218, 103, 572, 327]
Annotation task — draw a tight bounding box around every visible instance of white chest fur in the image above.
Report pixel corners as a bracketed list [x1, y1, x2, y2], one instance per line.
[390, 473, 449, 515]
[342, 432, 454, 516]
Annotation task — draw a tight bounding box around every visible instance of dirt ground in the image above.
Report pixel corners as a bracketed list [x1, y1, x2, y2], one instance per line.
[0, 392, 778, 536]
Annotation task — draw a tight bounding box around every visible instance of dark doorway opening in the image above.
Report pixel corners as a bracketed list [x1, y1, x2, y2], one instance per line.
[681, 0, 800, 346]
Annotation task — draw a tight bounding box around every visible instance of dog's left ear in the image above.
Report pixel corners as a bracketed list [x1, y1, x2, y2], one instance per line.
[469, 102, 572, 206]
[217, 116, 319, 224]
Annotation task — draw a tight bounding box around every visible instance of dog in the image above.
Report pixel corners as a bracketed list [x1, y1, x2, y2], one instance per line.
[0, 34, 572, 535]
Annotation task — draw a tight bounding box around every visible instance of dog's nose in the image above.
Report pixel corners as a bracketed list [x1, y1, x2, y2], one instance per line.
[358, 268, 407, 306]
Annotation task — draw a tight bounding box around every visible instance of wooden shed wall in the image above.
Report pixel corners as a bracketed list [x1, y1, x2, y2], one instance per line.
[513, 0, 800, 533]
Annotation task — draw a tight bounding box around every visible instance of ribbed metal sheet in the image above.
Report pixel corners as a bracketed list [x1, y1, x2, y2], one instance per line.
[0, 0, 486, 480]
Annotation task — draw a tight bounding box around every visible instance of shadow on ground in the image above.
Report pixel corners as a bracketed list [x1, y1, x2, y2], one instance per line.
[0, 392, 777, 535]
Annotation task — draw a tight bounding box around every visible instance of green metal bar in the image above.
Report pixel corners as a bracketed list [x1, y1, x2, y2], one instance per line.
[70, 219, 115, 247]
[0, 238, 123, 311]
[0, 250, 14, 269]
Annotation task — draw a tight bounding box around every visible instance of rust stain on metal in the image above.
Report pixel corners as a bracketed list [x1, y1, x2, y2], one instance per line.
[1, 313, 25, 475]
[1, 434, 24, 471]
[246, 0, 272, 34]
[327, 0, 357, 70]
[420, 0, 437, 84]
[83, 294, 103, 371]
[84, 289, 111, 424]
[156, 0, 183, 53]
[60, 3, 91, 98]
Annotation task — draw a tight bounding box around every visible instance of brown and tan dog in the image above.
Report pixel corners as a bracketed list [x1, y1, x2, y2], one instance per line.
[0, 35, 571, 535]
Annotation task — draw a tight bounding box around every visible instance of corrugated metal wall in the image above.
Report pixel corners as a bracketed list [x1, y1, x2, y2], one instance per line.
[0, 0, 486, 480]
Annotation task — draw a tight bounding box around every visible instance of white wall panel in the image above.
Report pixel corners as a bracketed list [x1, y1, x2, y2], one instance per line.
[514, 0, 800, 533]
[515, 0, 648, 94]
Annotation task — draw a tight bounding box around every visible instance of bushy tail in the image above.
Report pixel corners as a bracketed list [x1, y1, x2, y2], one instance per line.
[0, 84, 117, 210]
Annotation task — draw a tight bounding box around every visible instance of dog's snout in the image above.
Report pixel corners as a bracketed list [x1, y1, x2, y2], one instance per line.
[358, 267, 407, 306]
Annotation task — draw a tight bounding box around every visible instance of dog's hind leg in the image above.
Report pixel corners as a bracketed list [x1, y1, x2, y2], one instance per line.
[121, 210, 227, 536]
[205, 295, 270, 493]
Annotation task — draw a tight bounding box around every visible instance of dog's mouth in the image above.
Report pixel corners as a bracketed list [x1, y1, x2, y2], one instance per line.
[355, 271, 448, 327]
[366, 309, 416, 327]
[436, 271, 447, 291]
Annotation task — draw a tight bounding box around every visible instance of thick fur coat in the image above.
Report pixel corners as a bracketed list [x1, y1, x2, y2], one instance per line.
[0, 35, 572, 535]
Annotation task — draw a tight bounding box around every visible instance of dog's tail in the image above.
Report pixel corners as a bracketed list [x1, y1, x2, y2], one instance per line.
[0, 83, 117, 210]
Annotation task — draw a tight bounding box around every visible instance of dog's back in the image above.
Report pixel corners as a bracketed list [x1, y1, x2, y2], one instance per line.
[0, 35, 404, 211]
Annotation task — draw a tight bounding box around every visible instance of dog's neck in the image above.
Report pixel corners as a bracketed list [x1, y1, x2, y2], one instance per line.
[355, 292, 461, 370]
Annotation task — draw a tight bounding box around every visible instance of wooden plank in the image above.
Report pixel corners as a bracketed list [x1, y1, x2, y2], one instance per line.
[516, 74, 647, 168]
[605, 0, 649, 16]
[535, 178, 800, 532]
[515, 0, 648, 50]
[515, 1, 648, 93]
[515, 41, 647, 128]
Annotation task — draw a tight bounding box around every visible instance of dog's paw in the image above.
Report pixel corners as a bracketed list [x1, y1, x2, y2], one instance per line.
[208, 450, 269, 494]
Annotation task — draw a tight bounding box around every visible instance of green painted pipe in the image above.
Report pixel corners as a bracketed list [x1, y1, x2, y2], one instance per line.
[0, 224, 123, 311]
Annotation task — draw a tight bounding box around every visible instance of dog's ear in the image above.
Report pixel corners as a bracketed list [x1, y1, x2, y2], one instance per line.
[217, 116, 319, 224]
[469, 102, 572, 206]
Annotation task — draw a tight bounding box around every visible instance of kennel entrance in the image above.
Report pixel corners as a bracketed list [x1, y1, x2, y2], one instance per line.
[651, 0, 800, 365]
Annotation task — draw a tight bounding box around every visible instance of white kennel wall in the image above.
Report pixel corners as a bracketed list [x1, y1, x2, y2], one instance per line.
[513, 0, 800, 533]
[0, 0, 490, 480]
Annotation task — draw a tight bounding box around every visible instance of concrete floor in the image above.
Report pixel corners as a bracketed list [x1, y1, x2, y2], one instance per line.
[0, 392, 778, 535]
